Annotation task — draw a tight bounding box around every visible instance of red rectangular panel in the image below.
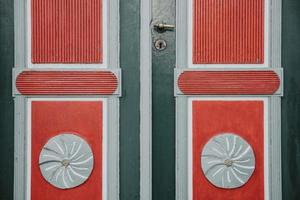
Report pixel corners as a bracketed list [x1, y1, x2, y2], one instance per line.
[192, 101, 264, 200]
[193, 0, 264, 64]
[31, 101, 103, 200]
[31, 0, 103, 63]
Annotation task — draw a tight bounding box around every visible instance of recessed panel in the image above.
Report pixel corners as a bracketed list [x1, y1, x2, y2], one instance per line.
[192, 100, 265, 200]
[30, 100, 103, 200]
[31, 0, 103, 63]
[193, 0, 265, 64]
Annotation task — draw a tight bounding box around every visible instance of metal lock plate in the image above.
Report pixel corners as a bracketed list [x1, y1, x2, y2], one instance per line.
[154, 39, 167, 51]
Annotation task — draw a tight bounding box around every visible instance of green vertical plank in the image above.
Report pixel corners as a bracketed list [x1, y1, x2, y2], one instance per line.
[152, 0, 176, 199]
[0, 0, 14, 199]
[119, 0, 140, 200]
[282, 0, 300, 200]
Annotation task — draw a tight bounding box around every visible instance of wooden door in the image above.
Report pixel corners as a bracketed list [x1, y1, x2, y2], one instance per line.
[175, 0, 283, 200]
[13, 0, 120, 199]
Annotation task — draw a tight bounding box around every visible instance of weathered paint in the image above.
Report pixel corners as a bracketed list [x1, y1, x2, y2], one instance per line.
[31, 101, 103, 200]
[193, 0, 264, 64]
[16, 71, 118, 95]
[178, 71, 280, 95]
[31, 0, 103, 63]
[192, 100, 264, 200]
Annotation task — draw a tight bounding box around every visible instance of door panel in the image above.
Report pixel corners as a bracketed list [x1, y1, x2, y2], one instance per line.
[176, 0, 283, 200]
[191, 99, 265, 200]
[13, 0, 119, 200]
[31, 0, 103, 64]
[192, 0, 265, 64]
[30, 100, 104, 200]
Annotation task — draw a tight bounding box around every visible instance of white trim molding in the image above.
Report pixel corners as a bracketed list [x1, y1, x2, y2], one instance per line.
[140, 0, 152, 199]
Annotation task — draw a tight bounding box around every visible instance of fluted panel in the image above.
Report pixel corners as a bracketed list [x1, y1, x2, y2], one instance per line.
[31, 0, 103, 63]
[178, 71, 280, 95]
[193, 0, 264, 64]
[16, 71, 118, 95]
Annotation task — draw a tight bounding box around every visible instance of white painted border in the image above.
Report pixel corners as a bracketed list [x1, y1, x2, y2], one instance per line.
[140, 0, 152, 199]
[26, 0, 108, 69]
[26, 98, 108, 200]
[187, 0, 270, 68]
[187, 97, 269, 200]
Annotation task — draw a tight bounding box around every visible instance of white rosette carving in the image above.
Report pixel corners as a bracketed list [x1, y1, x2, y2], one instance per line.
[39, 133, 94, 189]
[201, 133, 255, 189]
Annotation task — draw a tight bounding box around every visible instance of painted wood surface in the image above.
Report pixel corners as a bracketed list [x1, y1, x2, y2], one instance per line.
[178, 70, 280, 95]
[16, 71, 118, 95]
[192, 100, 264, 200]
[193, 0, 264, 64]
[31, 101, 103, 200]
[31, 0, 103, 63]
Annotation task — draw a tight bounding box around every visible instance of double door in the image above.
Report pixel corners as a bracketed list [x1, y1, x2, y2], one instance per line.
[12, 0, 283, 200]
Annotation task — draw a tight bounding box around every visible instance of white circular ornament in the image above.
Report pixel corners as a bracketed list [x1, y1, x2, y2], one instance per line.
[39, 133, 94, 189]
[201, 133, 255, 189]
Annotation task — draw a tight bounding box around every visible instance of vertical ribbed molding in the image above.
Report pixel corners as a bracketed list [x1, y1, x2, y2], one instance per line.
[269, 0, 282, 199]
[31, 0, 103, 63]
[193, 0, 264, 64]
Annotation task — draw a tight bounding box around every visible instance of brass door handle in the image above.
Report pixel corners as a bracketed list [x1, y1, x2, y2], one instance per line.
[154, 23, 175, 32]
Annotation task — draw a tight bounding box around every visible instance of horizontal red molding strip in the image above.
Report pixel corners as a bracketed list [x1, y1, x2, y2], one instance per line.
[16, 71, 118, 95]
[178, 71, 280, 95]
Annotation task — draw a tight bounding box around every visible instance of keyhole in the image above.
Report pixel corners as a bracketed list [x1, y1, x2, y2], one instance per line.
[154, 39, 167, 51]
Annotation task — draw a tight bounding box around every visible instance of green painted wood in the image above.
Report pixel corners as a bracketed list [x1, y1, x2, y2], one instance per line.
[152, 0, 176, 199]
[0, 0, 14, 199]
[119, 0, 140, 200]
[282, 0, 300, 199]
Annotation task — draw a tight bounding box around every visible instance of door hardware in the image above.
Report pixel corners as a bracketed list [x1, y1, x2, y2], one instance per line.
[154, 39, 167, 51]
[154, 23, 175, 32]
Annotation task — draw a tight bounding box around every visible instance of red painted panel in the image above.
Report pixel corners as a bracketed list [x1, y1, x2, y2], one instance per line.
[31, 101, 103, 200]
[31, 0, 103, 63]
[16, 71, 118, 95]
[178, 71, 280, 95]
[193, 0, 264, 64]
[193, 101, 265, 200]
